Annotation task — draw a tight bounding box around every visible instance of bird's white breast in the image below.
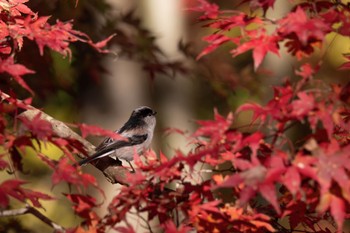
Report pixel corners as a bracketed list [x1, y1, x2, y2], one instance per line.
[113, 119, 155, 161]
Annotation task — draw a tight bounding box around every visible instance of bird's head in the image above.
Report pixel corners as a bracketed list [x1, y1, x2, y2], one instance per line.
[123, 106, 157, 132]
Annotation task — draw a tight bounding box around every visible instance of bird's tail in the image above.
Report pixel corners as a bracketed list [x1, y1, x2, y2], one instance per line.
[78, 150, 114, 166]
[78, 156, 99, 166]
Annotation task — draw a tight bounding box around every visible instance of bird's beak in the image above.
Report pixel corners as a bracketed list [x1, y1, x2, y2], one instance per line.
[153, 111, 157, 115]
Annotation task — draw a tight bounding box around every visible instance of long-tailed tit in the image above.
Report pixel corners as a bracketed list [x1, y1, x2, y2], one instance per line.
[78, 106, 157, 170]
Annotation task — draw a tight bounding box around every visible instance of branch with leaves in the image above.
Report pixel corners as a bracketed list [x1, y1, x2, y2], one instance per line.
[1, 91, 132, 185]
[19, 107, 132, 185]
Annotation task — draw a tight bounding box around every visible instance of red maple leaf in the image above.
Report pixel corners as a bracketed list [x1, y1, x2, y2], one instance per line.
[196, 34, 232, 60]
[18, 113, 52, 139]
[297, 139, 350, 230]
[291, 91, 315, 119]
[0, 0, 35, 16]
[163, 221, 192, 233]
[308, 102, 334, 140]
[237, 82, 293, 124]
[65, 194, 98, 219]
[295, 63, 317, 79]
[193, 109, 233, 145]
[0, 179, 52, 208]
[313, 140, 350, 196]
[52, 157, 99, 190]
[278, 7, 331, 59]
[187, 0, 219, 20]
[317, 192, 346, 231]
[217, 156, 286, 214]
[208, 13, 262, 31]
[0, 56, 35, 94]
[87, 33, 116, 53]
[231, 30, 280, 70]
[281, 166, 301, 196]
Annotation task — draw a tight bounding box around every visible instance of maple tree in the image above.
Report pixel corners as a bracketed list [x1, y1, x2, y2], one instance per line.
[1, 0, 350, 233]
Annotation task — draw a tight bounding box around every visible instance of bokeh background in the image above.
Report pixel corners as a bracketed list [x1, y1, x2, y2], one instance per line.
[1, 0, 349, 232]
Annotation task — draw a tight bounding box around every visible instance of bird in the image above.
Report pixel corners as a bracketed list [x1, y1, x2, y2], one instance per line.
[78, 106, 157, 171]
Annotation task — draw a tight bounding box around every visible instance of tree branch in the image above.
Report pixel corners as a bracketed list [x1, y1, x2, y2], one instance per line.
[0, 205, 65, 232]
[1, 92, 130, 185]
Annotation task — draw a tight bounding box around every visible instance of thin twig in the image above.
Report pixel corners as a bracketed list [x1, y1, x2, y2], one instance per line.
[139, 214, 154, 233]
[0, 205, 65, 232]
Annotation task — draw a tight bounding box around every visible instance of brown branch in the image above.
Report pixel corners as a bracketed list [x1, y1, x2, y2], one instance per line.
[1, 92, 130, 185]
[0, 205, 65, 232]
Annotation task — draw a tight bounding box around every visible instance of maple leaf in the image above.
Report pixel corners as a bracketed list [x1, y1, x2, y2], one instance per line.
[217, 166, 279, 213]
[65, 192, 102, 232]
[293, 152, 319, 182]
[187, 0, 219, 20]
[163, 221, 192, 233]
[281, 185, 321, 231]
[241, 132, 264, 165]
[25, 18, 76, 57]
[312, 140, 350, 196]
[87, 33, 116, 53]
[52, 157, 99, 190]
[291, 91, 315, 119]
[308, 102, 334, 140]
[231, 30, 280, 70]
[208, 13, 262, 31]
[0, 179, 52, 208]
[219, 204, 275, 232]
[278, 7, 331, 58]
[193, 109, 233, 145]
[0, 56, 35, 94]
[281, 166, 301, 196]
[236, 102, 266, 124]
[237, 82, 293, 124]
[217, 155, 287, 214]
[0, 0, 34, 16]
[317, 192, 346, 231]
[18, 113, 52, 139]
[295, 63, 317, 79]
[65, 194, 98, 219]
[196, 34, 232, 60]
[298, 138, 350, 230]
[278, 7, 331, 43]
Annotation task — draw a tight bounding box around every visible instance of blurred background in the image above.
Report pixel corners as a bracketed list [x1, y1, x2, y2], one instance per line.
[1, 0, 349, 232]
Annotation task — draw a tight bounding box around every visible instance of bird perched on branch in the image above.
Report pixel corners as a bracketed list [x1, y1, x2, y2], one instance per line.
[78, 106, 157, 171]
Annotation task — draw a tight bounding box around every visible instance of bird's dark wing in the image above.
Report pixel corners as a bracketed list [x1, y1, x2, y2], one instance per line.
[78, 134, 148, 166]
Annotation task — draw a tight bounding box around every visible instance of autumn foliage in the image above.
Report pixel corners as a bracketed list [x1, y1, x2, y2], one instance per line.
[1, 0, 350, 232]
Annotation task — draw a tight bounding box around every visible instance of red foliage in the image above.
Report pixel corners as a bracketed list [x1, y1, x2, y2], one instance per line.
[192, 0, 347, 69]
[2, 0, 350, 232]
[0, 179, 52, 208]
[0, 0, 114, 94]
